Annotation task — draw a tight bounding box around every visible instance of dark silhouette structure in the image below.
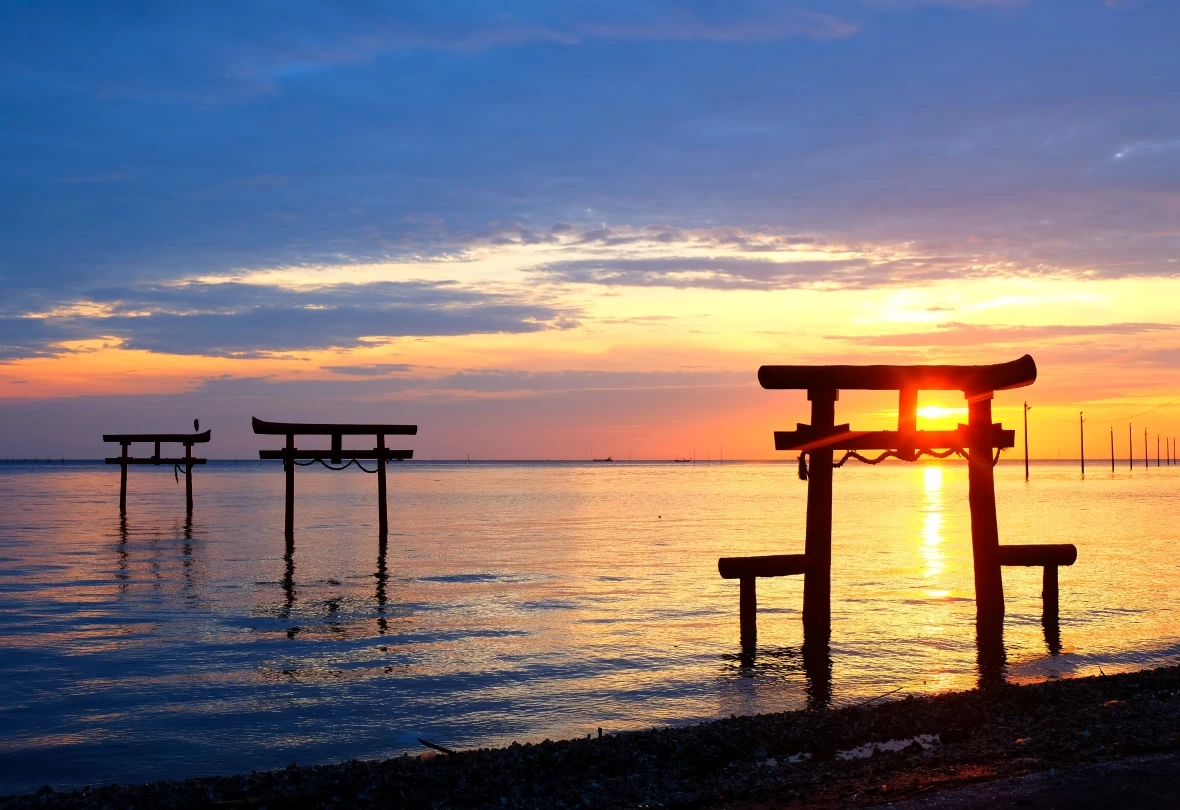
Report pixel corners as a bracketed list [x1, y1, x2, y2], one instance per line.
[104, 429, 210, 513]
[252, 417, 416, 538]
[720, 355, 1077, 654]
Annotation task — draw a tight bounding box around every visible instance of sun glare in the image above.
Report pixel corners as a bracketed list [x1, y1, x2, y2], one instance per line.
[917, 405, 966, 421]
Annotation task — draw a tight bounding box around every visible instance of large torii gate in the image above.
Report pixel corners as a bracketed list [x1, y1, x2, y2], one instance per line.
[719, 355, 1077, 647]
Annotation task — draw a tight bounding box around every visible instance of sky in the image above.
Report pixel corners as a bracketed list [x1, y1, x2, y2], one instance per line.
[1, 0, 1178, 460]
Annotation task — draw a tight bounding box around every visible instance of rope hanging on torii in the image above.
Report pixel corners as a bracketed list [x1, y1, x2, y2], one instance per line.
[798, 445, 1003, 479]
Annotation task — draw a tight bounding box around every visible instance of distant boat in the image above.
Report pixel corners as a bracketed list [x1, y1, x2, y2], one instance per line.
[592, 456, 613, 462]
[673, 458, 692, 463]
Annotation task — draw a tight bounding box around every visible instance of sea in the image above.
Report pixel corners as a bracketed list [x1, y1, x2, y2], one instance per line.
[0, 459, 1177, 795]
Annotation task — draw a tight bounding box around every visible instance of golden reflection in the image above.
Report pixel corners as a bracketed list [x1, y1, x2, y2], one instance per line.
[920, 465, 945, 595]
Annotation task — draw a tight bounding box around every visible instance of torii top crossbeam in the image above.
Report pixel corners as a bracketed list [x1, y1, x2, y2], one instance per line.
[758, 354, 1037, 395]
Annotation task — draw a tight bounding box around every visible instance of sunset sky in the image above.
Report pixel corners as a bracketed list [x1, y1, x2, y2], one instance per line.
[2, 0, 1178, 460]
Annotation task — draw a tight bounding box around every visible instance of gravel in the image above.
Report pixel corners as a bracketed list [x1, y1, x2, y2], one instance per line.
[6, 664, 1180, 809]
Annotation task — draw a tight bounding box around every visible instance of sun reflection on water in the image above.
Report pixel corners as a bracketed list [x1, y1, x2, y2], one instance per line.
[920, 465, 945, 595]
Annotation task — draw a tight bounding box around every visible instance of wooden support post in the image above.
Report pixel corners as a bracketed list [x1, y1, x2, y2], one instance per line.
[184, 442, 193, 513]
[284, 433, 295, 539]
[1129, 424, 1133, 470]
[739, 576, 757, 650]
[1023, 402, 1030, 482]
[154, 441, 161, 461]
[1144, 429, 1148, 469]
[1042, 565, 1059, 620]
[119, 442, 129, 513]
[966, 392, 1004, 623]
[898, 387, 917, 458]
[1110, 427, 1115, 473]
[803, 388, 837, 641]
[1157, 435, 1160, 467]
[376, 434, 388, 537]
[1079, 412, 1085, 476]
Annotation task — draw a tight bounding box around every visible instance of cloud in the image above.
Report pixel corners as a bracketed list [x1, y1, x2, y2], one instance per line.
[0, 281, 573, 360]
[533, 253, 1017, 290]
[323, 363, 415, 377]
[833, 322, 1180, 347]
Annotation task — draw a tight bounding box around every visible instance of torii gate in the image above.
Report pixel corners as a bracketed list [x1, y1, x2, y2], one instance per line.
[719, 355, 1077, 647]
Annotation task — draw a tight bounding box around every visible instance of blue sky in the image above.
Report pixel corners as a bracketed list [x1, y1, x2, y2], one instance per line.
[1, 1, 1178, 458]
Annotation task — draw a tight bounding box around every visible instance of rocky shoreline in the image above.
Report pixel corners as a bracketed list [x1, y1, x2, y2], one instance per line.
[6, 664, 1180, 809]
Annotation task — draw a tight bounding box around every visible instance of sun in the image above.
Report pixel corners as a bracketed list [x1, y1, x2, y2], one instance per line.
[917, 405, 968, 422]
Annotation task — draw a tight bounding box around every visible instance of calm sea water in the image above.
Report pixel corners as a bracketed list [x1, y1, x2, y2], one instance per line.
[0, 459, 1178, 794]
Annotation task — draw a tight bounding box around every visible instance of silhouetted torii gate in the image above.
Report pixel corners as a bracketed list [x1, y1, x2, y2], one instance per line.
[720, 355, 1077, 648]
[104, 429, 210, 513]
[252, 417, 416, 538]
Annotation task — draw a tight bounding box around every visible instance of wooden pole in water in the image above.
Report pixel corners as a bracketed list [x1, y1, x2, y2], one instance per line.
[1110, 427, 1115, 473]
[1144, 429, 1149, 469]
[284, 432, 295, 539]
[1023, 402, 1030, 481]
[119, 441, 129, 513]
[184, 441, 193, 513]
[376, 433, 389, 537]
[1079, 412, 1085, 476]
[803, 388, 837, 641]
[1129, 424, 1133, 470]
[967, 391, 1004, 623]
[1158, 435, 1161, 467]
[1042, 565, 1059, 620]
[739, 576, 756, 650]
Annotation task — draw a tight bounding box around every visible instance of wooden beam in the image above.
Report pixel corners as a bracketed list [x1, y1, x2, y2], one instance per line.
[758, 354, 1036, 395]
[252, 417, 416, 436]
[718, 554, 808, 579]
[105, 458, 208, 465]
[997, 543, 1077, 567]
[103, 430, 211, 443]
[258, 450, 413, 461]
[775, 426, 1015, 453]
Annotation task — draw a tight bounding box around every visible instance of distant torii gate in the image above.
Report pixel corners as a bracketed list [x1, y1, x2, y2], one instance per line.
[719, 355, 1077, 647]
[252, 417, 416, 538]
[104, 429, 210, 513]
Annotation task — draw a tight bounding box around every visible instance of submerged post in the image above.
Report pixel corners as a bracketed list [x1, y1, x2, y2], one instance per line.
[804, 389, 837, 641]
[284, 433, 295, 539]
[1043, 565, 1059, 620]
[376, 433, 388, 536]
[967, 392, 1005, 623]
[184, 442, 193, 513]
[119, 442, 129, 513]
[739, 576, 756, 649]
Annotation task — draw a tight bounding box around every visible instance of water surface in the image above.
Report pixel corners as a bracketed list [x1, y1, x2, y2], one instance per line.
[0, 460, 1177, 794]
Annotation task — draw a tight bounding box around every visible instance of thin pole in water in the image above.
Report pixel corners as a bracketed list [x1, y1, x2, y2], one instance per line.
[1129, 424, 1133, 470]
[1079, 412, 1085, 476]
[1158, 434, 1161, 467]
[1110, 426, 1115, 473]
[1144, 428, 1149, 469]
[1023, 402, 1030, 481]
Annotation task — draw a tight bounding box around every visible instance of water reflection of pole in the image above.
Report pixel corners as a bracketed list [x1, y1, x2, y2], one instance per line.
[117, 514, 130, 593]
[802, 639, 832, 711]
[975, 619, 1006, 689]
[282, 536, 295, 622]
[375, 533, 389, 635]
